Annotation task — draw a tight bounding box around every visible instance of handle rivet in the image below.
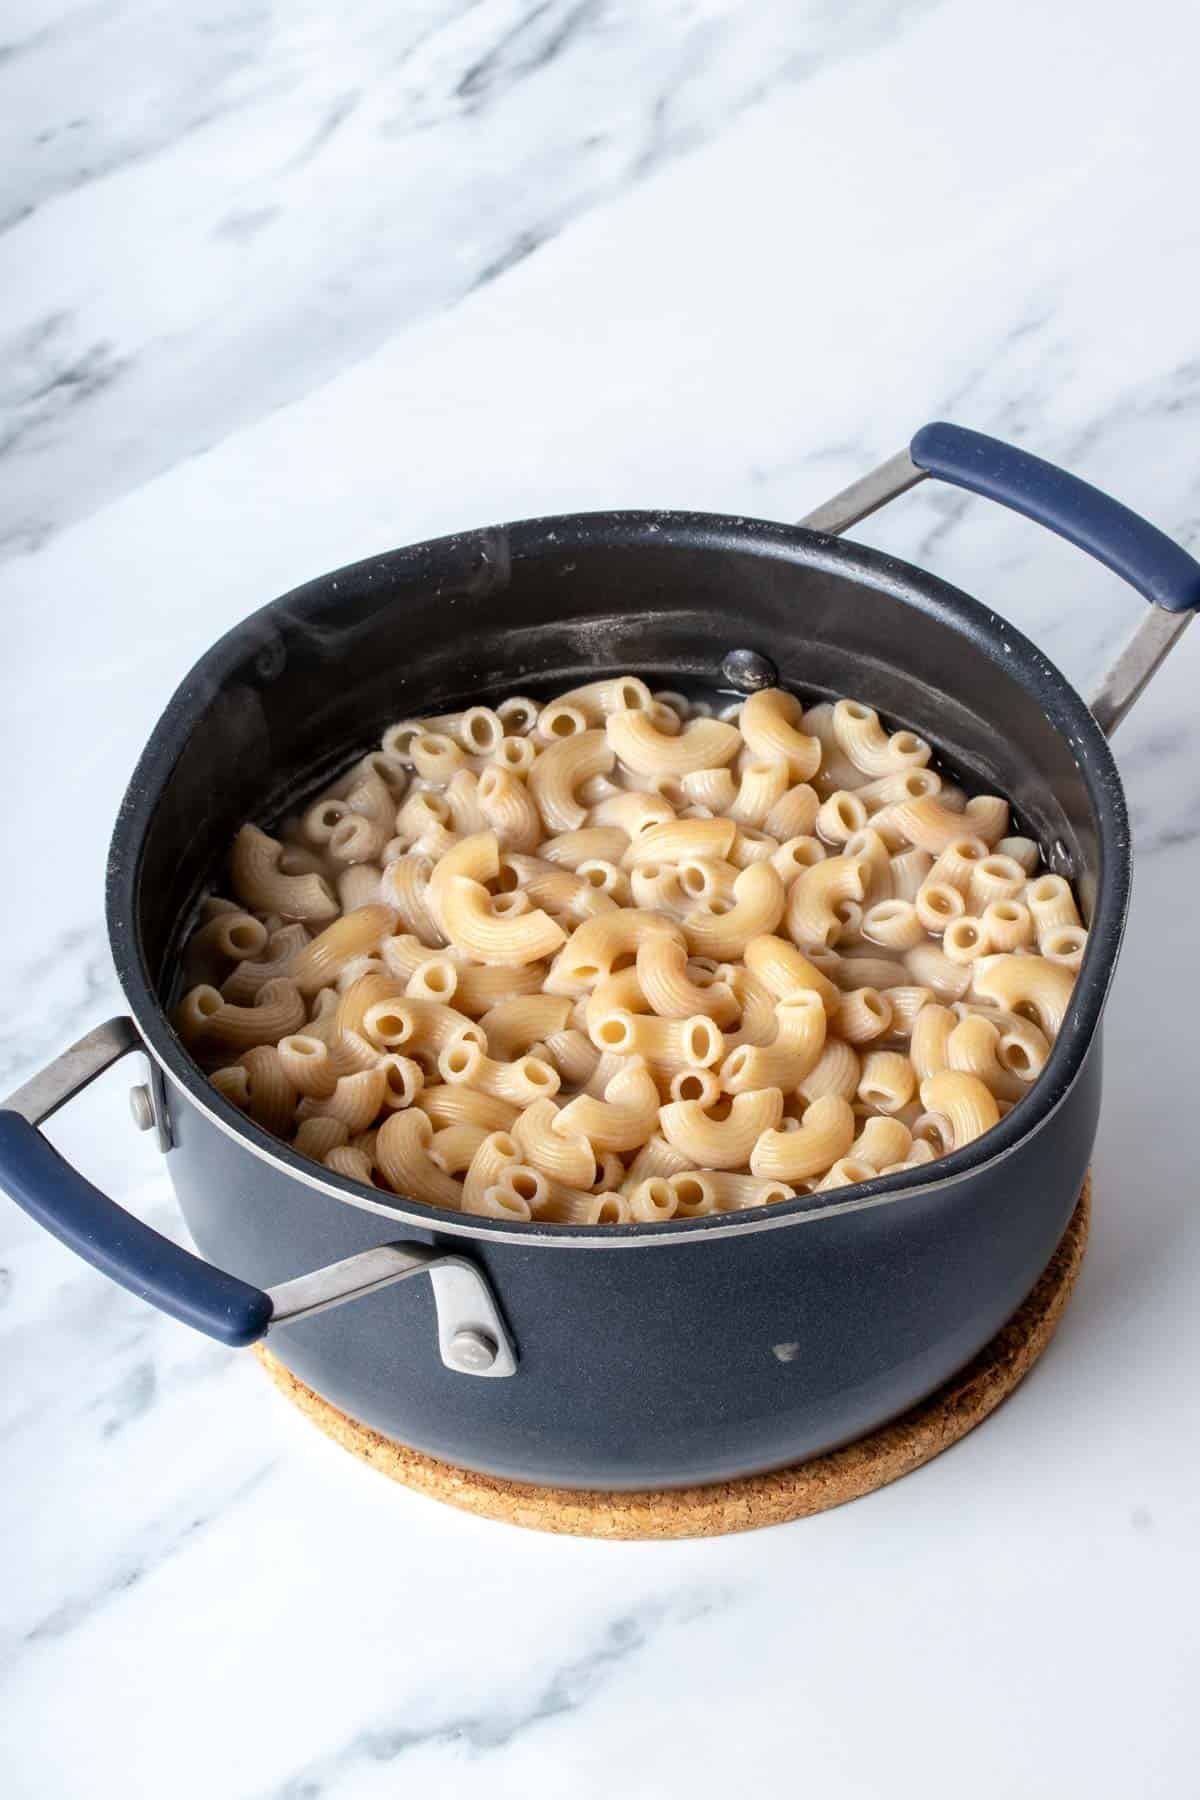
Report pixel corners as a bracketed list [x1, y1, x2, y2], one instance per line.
[448, 1327, 498, 1372]
[128, 1084, 156, 1133]
[721, 649, 777, 692]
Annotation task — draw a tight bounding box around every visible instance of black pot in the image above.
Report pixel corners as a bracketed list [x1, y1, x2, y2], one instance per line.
[2, 424, 1196, 1490]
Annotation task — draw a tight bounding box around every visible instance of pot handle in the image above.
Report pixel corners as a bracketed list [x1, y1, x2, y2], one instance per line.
[801, 422, 1198, 733]
[0, 1018, 515, 1373]
[908, 423, 1200, 615]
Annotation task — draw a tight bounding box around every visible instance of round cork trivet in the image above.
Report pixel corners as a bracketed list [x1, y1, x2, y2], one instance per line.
[256, 1176, 1089, 1539]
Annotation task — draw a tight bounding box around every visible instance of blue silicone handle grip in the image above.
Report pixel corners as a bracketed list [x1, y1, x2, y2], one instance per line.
[0, 1110, 273, 1346]
[910, 422, 1200, 615]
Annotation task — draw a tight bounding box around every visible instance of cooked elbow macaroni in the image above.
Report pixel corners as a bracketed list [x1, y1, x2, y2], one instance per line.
[178, 677, 1087, 1220]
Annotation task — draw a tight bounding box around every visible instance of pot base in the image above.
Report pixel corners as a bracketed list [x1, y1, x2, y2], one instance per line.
[253, 1176, 1091, 1538]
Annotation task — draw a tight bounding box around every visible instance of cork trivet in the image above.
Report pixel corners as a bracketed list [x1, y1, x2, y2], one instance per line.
[256, 1176, 1089, 1539]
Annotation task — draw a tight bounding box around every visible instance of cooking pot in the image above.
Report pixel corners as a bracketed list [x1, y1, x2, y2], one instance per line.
[2, 424, 1196, 1490]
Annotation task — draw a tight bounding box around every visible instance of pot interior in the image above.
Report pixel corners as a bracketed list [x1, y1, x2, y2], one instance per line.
[111, 512, 1127, 1134]
[116, 511, 1122, 1000]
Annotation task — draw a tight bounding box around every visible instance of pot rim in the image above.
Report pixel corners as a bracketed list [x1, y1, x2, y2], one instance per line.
[107, 508, 1130, 1248]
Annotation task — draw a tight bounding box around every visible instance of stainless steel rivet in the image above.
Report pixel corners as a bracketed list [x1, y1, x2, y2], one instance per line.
[721, 648, 777, 692]
[448, 1327, 499, 1372]
[128, 1083, 156, 1132]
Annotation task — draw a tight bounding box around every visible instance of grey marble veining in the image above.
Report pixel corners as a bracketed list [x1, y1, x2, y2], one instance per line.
[0, 0, 927, 557]
[17, 1459, 278, 1659]
[268, 1587, 731, 1797]
[3, 1, 1200, 1795]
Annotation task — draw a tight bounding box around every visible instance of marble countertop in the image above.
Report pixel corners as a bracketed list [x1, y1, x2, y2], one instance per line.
[3, 1, 1200, 1793]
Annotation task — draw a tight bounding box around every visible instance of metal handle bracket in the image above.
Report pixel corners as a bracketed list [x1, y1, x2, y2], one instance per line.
[5, 1016, 141, 1126]
[267, 1243, 517, 1376]
[1085, 606, 1193, 738]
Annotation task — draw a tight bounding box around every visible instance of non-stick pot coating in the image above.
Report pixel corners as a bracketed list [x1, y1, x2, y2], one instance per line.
[102, 513, 1126, 1485]
[118, 512, 1121, 1032]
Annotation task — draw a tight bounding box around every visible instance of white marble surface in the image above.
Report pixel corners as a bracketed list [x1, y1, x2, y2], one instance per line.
[3, 1, 1200, 1793]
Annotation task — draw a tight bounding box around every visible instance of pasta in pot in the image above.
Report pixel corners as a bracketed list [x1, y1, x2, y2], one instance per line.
[178, 678, 1087, 1220]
